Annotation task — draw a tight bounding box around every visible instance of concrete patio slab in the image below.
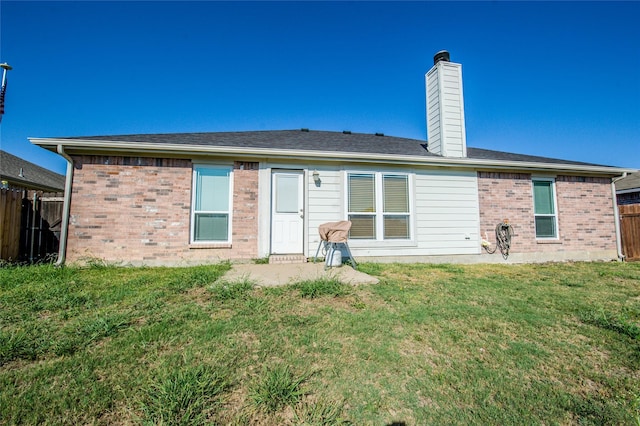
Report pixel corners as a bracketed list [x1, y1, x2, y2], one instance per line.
[222, 262, 379, 287]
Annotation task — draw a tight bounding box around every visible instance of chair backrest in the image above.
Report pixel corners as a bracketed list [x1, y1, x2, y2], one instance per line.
[318, 220, 352, 242]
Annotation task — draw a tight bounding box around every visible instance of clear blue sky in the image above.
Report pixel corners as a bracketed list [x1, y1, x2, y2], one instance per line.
[1, 1, 638, 175]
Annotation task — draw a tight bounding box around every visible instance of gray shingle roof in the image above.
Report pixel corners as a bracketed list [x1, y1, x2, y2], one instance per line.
[68, 130, 435, 157]
[466, 147, 602, 167]
[616, 172, 640, 191]
[66, 129, 608, 167]
[0, 150, 65, 191]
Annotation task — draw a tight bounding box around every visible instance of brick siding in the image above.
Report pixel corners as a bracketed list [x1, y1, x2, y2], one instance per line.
[555, 176, 616, 250]
[67, 155, 259, 265]
[230, 161, 259, 258]
[478, 172, 616, 253]
[66, 157, 617, 264]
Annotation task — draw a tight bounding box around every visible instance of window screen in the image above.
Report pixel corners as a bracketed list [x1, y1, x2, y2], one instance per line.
[532, 179, 557, 238]
[192, 166, 231, 242]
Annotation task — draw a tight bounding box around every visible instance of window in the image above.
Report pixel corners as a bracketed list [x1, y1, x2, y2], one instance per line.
[191, 165, 232, 243]
[348, 174, 376, 239]
[347, 172, 411, 240]
[532, 179, 558, 238]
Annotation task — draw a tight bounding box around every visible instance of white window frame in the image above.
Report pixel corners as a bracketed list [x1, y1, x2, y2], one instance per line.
[345, 171, 414, 242]
[532, 177, 559, 239]
[190, 164, 234, 244]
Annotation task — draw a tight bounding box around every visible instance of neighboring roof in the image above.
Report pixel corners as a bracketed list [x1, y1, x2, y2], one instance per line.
[30, 129, 635, 175]
[616, 172, 640, 192]
[0, 150, 65, 191]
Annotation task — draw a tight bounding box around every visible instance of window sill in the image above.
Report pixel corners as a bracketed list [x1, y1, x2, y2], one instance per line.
[189, 243, 232, 249]
[536, 239, 562, 245]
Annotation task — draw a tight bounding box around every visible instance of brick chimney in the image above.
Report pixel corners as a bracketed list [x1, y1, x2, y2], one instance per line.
[425, 51, 467, 157]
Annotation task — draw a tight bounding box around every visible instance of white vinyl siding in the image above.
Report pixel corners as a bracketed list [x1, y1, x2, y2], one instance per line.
[306, 167, 479, 257]
[426, 71, 442, 155]
[532, 179, 558, 239]
[191, 165, 233, 243]
[306, 169, 342, 255]
[413, 170, 479, 254]
[426, 61, 466, 158]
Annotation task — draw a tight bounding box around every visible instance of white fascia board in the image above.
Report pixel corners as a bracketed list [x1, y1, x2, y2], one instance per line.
[29, 137, 636, 176]
[616, 188, 640, 195]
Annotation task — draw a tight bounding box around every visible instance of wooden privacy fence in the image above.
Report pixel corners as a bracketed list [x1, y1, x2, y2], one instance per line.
[0, 189, 64, 262]
[620, 204, 640, 262]
[0, 188, 23, 260]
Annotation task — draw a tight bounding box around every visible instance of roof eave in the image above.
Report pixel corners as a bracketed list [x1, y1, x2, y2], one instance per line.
[616, 188, 640, 195]
[0, 175, 64, 192]
[29, 138, 636, 176]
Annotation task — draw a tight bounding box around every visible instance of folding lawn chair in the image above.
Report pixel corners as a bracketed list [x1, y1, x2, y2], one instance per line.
[312, 220, 357, 269]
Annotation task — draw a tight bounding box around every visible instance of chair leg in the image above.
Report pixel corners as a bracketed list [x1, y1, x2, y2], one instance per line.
[324, 242, 335, 270]
[341, 243, 357, 270]
[313, 240, 324, 263]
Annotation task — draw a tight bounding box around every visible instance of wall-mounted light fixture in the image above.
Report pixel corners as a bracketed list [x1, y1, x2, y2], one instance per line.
[312, 170, 320, 183]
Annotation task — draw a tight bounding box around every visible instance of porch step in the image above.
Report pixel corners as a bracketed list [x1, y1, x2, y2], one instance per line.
[269, 254, 307, 264]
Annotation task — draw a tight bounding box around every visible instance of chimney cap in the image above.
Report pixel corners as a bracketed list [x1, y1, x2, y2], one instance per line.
[433, 50, 450, 65]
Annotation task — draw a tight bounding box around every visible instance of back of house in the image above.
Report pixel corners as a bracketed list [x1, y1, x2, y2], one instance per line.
[30, 52, 635, 266]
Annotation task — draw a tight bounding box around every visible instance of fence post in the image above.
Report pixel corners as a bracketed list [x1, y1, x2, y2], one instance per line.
[29, 192, 38, 262]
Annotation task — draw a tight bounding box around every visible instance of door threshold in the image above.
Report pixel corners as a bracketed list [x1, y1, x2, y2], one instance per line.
[268, 254, 307, 264]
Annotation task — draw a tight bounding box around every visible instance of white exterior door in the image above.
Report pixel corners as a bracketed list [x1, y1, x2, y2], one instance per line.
[271, 171, 304, 254]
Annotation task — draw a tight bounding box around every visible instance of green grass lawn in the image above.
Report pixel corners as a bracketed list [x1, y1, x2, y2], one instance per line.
[1, 261, 639, 425]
